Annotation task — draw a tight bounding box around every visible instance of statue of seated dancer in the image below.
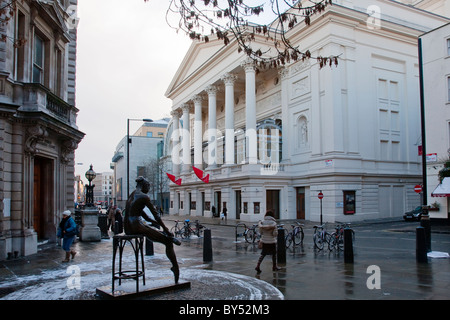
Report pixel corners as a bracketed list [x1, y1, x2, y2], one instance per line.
[124, 176, 181, 283]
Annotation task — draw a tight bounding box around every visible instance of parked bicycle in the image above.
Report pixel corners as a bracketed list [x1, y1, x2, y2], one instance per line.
[191, 220, 205, 238]
[285, 222, 305, 248]
[328, 223, 354, 251]
[181, 219, 205, 239]
[313, 223, 331, 250]
[170, 219, 205, 239]
[170, 220, 183, 238]
[244, 224, 261, 244]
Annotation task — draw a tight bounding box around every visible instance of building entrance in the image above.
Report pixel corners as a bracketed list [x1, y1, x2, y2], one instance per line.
[235, 190, 241, 220]
[296, 187, 305, 219]
[266, 190, 280, 219]
[33, 156, 54, 240]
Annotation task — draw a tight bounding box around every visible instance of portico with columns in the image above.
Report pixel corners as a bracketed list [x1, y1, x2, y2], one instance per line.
[167, 55, 274, 221]
[164, 1, 448, 222]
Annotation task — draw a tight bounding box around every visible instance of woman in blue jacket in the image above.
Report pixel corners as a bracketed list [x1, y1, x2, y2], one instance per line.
[57, 210, 78, 262]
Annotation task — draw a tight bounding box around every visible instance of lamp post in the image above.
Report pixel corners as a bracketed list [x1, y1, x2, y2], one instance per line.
[127, 118, 153, 199]
[418, 37, 431, 254]
[85, 164, 96, 207]
[79, 164, 101, 242]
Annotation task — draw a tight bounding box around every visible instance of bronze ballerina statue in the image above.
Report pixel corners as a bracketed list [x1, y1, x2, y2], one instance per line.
[124, 176, 181, 283]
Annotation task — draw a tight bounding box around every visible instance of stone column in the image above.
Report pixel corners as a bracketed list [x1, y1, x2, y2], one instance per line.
[279, 67, 290, 162]
[206, 85, 218, 168]
[222, 73, 237, 165]
[181, 103, 191, 173]
[242, 59, 257, 164]
[171, 109, 181, 176]
[192, 94, 203, 170]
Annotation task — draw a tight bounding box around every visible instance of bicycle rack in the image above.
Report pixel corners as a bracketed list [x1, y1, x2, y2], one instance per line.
[234, 223, 247, 243]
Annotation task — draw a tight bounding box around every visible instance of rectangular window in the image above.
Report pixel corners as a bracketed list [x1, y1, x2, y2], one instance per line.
[137, 166, 146, 177]
[33, 35, 44, 84]
[55, 49, 63, 96]
[343, 191, 356, 215]
[378, 77, 402, 161]
[447, 39, 450, 56]
[15, 11, 26, 81]
[448, 76, 450, 102]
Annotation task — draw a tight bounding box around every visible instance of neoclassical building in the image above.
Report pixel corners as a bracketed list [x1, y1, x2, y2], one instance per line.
[0, 0, 83, 259]
[164, 0, 449, 222]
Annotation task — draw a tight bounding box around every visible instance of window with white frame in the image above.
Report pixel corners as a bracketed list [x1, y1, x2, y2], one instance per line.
[447, 38, 450, 56]
[448, 76, 450, 102]
[33, 35, 44, 84]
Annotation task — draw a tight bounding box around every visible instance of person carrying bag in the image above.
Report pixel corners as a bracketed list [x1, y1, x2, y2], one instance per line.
[57, 210, 78, 263]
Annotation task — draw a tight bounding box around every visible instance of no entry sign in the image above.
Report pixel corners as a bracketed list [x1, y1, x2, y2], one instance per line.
[414, 185, 422, 193]
[318, 192, 324, 199]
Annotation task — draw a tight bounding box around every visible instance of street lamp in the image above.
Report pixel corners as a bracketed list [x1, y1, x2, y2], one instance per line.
[418, 37, 431, 252]
[85, 164, 96, 207]
[127, 118, 153, 199]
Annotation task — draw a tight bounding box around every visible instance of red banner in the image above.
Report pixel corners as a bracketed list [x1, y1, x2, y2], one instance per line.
[192, 166, 210, 183]
[166, 173, 182, 186]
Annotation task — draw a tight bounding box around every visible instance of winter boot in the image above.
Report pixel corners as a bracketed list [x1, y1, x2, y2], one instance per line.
[255, 255, 265, 274]
[62, 252, 71, 263]
[272, 255, 281, 271]
[70, 250, 77, 260]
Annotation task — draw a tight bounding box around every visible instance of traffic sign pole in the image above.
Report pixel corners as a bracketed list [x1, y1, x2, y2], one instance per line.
[318, 191, 323, 225]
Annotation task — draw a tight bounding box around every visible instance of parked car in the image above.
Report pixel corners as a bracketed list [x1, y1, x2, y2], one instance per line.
[403, 206, 423, 221]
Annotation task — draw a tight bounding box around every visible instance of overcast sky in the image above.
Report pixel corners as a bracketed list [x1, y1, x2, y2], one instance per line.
[74, 0, 192, 178]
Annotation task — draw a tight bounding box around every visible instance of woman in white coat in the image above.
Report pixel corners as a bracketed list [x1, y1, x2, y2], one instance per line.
[255, 210, 281, 273]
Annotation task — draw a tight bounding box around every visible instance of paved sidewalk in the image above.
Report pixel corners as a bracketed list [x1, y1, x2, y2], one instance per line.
[0, 216, 449, 300]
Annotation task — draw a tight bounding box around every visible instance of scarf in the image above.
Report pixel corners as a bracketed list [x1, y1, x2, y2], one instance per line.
[59, 216, 70, 231]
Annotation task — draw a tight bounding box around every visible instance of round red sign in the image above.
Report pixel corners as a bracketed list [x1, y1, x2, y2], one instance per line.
[318, 192, 324, 199]
[414, 185, 422, 193]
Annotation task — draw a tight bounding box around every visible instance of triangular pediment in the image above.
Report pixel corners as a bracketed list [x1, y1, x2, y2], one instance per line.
[165, 38, 227, 98]
[38, 1, 70, 35]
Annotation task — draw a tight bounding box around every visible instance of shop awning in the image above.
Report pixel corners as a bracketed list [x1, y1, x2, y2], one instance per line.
[431, 177, 450, 197]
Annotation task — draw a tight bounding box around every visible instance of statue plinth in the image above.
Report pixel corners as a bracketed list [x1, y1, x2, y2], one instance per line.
[79, 206, 101, 242]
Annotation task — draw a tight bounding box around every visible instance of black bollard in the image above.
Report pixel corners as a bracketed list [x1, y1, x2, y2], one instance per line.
[344, 227, 354, 263]
[416, 226, 428, 263]
[145, 237, 154, 256]
[203, 228, 213, 262]
[277, 227, 286, 264]
[420, 211, 431, 253]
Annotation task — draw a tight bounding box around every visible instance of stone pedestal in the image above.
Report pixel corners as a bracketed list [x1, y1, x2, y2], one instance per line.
[79, 206, 101, 242]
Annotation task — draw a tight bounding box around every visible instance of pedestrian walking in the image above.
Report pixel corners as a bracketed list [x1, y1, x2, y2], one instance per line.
[255, 210, 280, 273]
[107, 204, 116, 231]
[56, 210, 78, 263]
[221, 206, 227, 221]
[114, 208, 123, 234]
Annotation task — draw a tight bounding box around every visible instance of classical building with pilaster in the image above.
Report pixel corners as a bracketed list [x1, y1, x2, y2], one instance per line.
[0, 0, 84, 259]
[164, 0, 449, 223]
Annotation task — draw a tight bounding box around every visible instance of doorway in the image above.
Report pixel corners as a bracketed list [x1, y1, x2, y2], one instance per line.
[235, 190, 241, 220]
[296, 187, 305, 219]
[33, 156, 54, 240]
[266, 190, 280, 219]
[214, 191, 221, 217]
[201, 192, 205, 216]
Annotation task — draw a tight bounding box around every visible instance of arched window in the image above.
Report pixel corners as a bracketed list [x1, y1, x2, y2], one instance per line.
[257, 119, 282, 164]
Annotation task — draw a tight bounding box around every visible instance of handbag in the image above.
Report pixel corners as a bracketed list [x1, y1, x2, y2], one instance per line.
[258, 240, 263, 249]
